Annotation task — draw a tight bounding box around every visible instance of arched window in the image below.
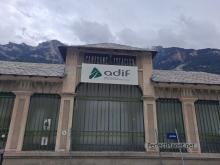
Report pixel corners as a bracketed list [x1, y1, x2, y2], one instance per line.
[0, 92, 15, 149]
[23, 94, 60, 151]
[71, 83, 144, 151]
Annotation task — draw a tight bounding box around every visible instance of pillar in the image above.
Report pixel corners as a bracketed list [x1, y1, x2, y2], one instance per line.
[181, 97, 201, 153]
[143, 96, 158, 152]
[55, 48, 78, 151]
[55, 93, 75, 151]
[140, 54, 158, 152]
[5, 91, 32, 151]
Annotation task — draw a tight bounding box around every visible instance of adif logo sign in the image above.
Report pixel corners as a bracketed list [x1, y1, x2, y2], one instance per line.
[103, 69, 130, 77]
[89, 67, 130, 79]
[81, 63, 138, 85]
[89, 67, 102, 79]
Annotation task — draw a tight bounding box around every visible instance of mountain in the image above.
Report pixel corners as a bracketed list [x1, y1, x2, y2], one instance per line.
[0, 40, 64, 64]
[153, 46, 220, 74]
[0, 40, 220, 74]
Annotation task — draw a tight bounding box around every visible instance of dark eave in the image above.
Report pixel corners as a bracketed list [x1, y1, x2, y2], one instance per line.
[59, 43, 157, 62]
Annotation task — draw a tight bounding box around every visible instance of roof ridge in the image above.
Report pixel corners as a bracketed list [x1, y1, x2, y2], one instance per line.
[84, 42, 144, 48]
[152, 69, 220, 85]
[153, 69, 220, 76]
[67, 42, 155, 52]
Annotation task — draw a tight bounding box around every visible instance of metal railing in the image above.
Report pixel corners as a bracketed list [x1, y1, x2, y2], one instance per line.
[71, 83, 145, 151]
[199, 133, 220, 153]
[71, 130, 145, 151]
[84, 53, 136, 66]
[0, 150, 3, 165]
[156, 99, 187, 152]
[0, 93, 15, 165]
[23, 130, 57, 151]
[22, 94, 60, 151]
[0, 129, 8, 150]
[195, 100, 220, 153]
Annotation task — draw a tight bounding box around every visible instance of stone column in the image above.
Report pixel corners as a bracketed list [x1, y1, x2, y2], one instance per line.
[143, 96, 158, 152]
[55, 93, 75, 151]
[139, 54, 158, 152]
[181, 97, 201, 153]
[5, 91, 32, 151]
[55, 48, 78, 151]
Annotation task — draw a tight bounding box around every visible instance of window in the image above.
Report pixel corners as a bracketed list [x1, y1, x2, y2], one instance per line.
[156, 98, 186, 152]
[195, 100, 220, 153]
[0, 92, 15, 149]
[71, 83, 144, 151]
[84, 53, 136, 66]
[23, 94, 60, 151]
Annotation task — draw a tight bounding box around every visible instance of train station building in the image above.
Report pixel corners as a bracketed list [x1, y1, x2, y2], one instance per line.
[0, 43, 220, 165]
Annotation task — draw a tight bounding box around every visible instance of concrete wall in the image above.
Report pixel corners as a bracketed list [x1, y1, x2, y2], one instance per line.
[4, 158, 220, 165]
[3, 152, 220, 165]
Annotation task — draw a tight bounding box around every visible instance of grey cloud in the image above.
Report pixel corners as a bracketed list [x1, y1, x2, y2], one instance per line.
[116, 16, 220, 49]
[72, 20, 116, 43]
[116, 28, 156, 48]
[155, 16, 220, 48]
[17, 27, 52, 44]
[178, 16, 220, 48]
[156, 28, 187, 48]
[117, 28, 146, 47]
[1, 0, 220, 49]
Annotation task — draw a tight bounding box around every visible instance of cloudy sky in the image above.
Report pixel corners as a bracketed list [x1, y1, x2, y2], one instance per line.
[1, 0, 220, 48]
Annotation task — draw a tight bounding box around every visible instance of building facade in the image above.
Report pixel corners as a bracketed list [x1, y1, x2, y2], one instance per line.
[0, 43, 220, 165]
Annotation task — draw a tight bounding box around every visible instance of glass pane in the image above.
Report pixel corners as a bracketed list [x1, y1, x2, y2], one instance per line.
[195, 100, 220, 153]
[0, 93, 15, 149]
[72, 83, 144, 151]
[23, 94, 60, 151]
[156, 98, 186, 152]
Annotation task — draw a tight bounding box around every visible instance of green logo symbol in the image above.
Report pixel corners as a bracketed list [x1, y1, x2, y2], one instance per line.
[89, 67, 102, 79]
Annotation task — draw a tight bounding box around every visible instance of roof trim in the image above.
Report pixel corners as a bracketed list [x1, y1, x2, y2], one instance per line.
[152, 70, 220, 86]
[59, 43, 157, 62]
[152, 79, 220, 86]
[0, 61, 65, 78]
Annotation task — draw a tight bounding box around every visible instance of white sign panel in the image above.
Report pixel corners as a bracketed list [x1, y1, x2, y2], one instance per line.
[81, 63, 138, 85]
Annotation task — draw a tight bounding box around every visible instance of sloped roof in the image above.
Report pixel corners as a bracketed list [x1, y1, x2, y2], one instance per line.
[59, 43, 157, 62]
[74, 43, 151, 51]
[0, 61, 220, 85]
[152, 70, 220, 85]
[0, 61, 65, 77]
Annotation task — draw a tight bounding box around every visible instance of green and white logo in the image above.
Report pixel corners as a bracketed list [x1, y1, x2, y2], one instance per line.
[81, 63, 138, 85]
[89, 67, 102, 79]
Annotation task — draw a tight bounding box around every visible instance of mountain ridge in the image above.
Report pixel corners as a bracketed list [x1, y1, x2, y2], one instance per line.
[153, 46, 220, 74]
[0, 40, 220, 74]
